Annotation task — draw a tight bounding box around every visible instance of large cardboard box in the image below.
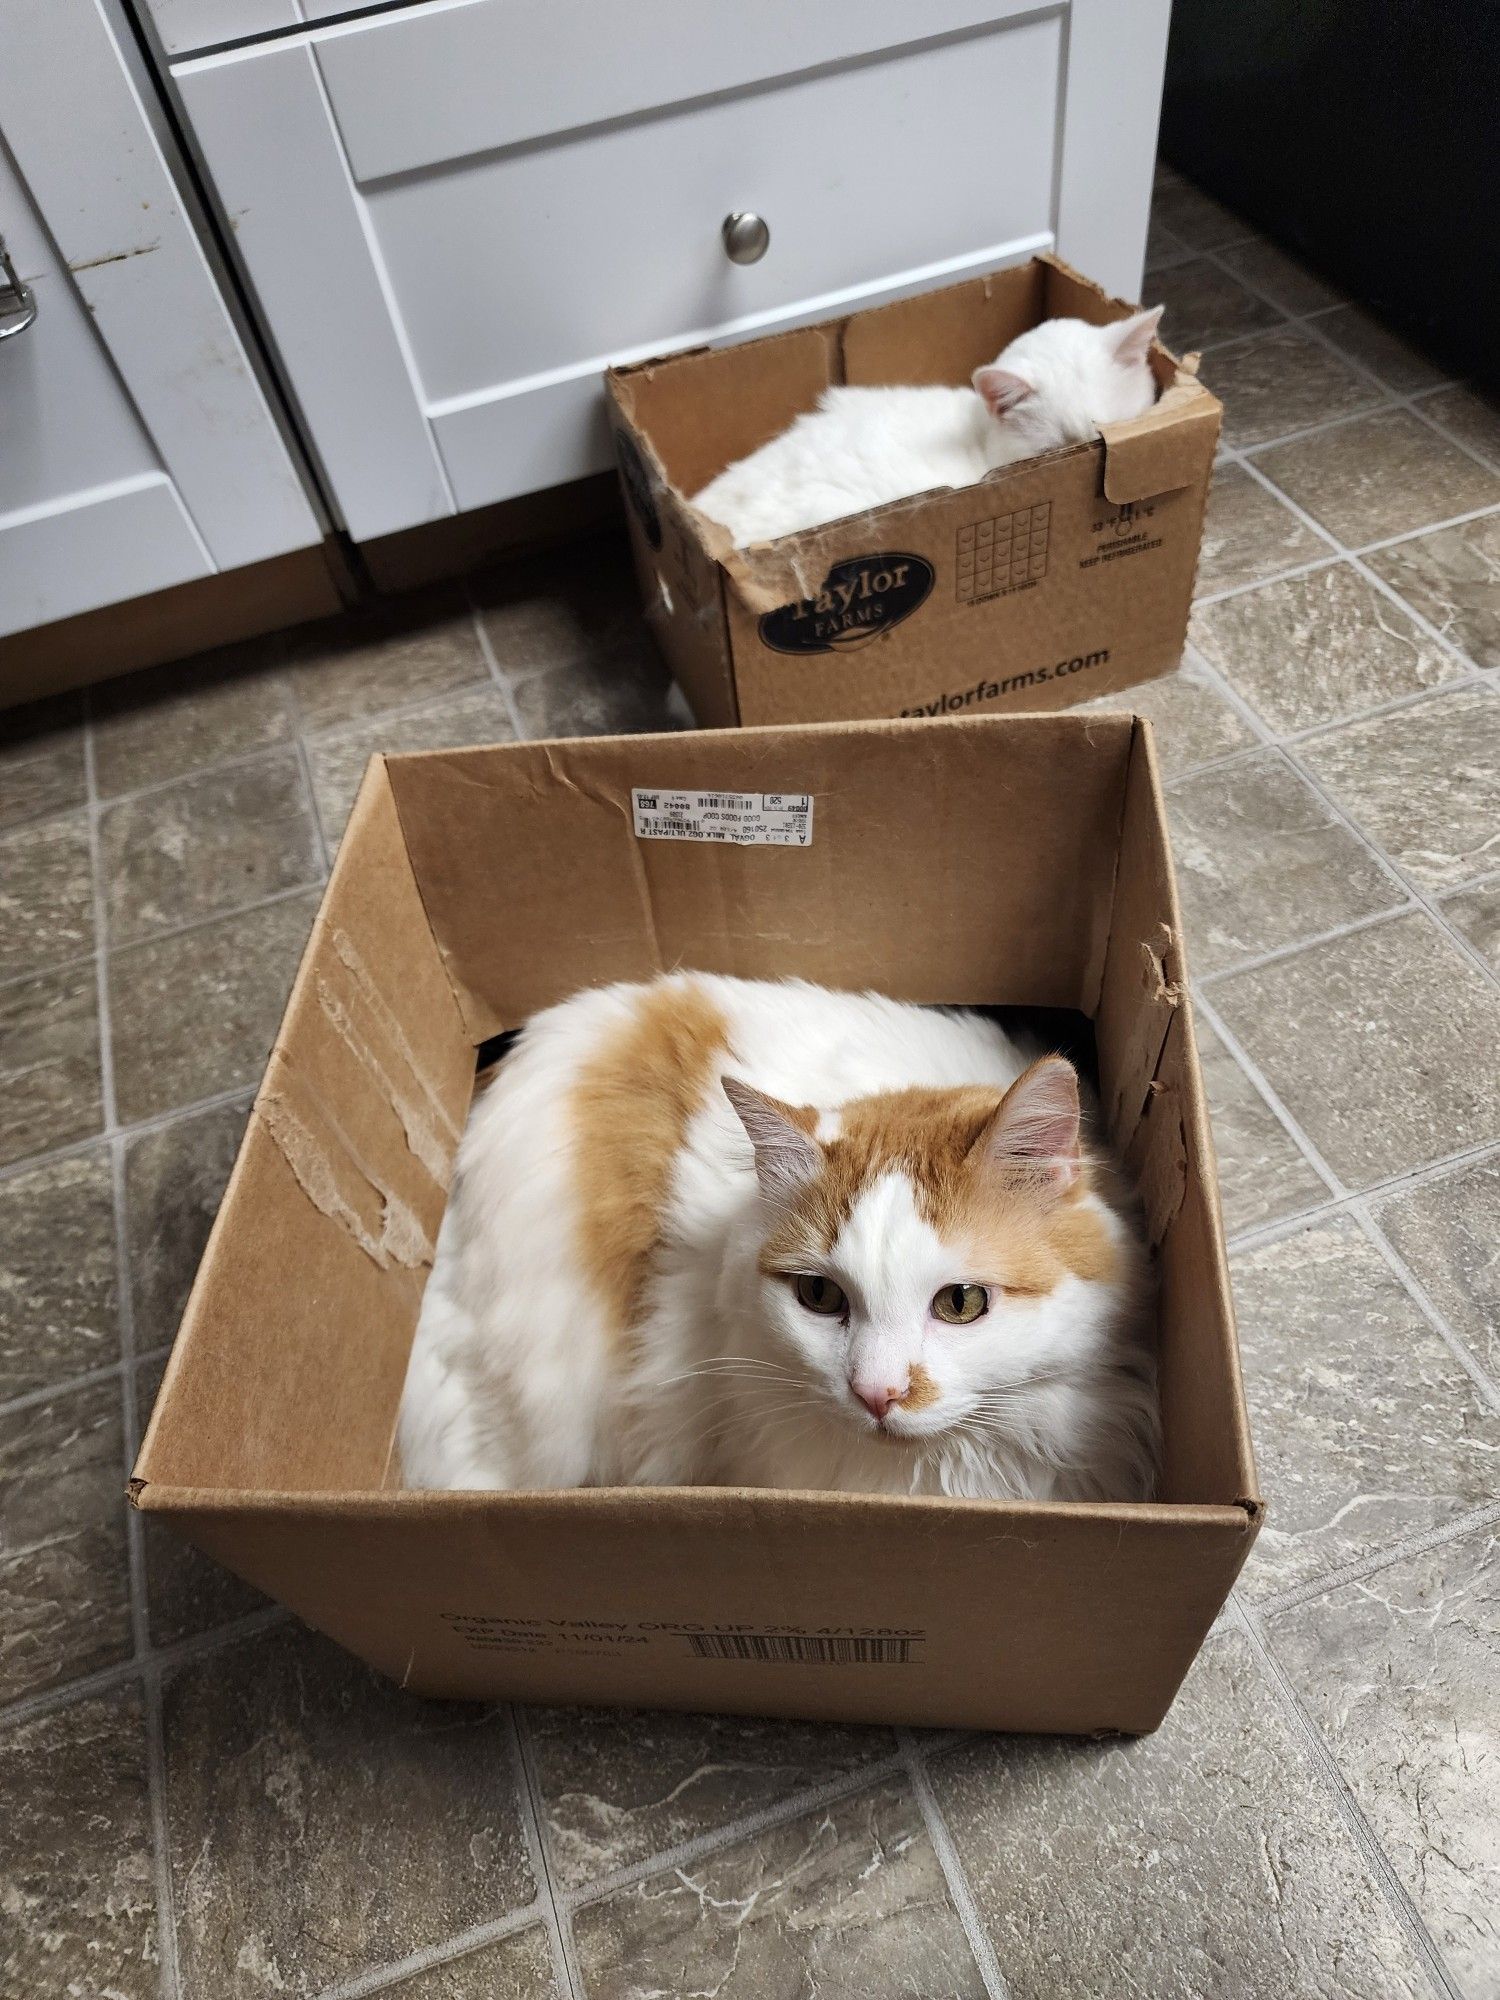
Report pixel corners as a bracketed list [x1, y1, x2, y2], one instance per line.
[132, 714, 1260, 1735]
[607, 256, 1220, 729]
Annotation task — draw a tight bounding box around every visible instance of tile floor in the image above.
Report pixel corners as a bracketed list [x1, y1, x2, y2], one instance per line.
[2, 164, 1498, 2000]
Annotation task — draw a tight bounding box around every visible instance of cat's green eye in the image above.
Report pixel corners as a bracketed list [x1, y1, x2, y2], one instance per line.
[931, 1283, 990, 1325]
[793, 1274, 848, 1317]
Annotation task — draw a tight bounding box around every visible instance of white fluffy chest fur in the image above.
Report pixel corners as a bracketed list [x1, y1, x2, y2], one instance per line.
[398, 976, 1158, 1504]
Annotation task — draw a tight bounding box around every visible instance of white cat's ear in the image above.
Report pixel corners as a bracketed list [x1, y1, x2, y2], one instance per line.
[973, 365, 1035, 419]
[723, 1077, 822, 1204]
[1109, 306, 1164, 368]
[971, 1057, 1081, 1194]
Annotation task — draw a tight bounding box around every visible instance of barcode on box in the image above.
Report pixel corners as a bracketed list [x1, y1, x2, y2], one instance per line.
[686, 1633, 915, 1664]
[632, 788, 814, 848]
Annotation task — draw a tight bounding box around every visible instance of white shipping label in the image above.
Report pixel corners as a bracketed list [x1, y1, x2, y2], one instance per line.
[631, 788, 814, 847]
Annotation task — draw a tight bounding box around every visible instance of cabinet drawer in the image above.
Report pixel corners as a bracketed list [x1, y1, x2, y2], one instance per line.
[178, 0, 1164, 540]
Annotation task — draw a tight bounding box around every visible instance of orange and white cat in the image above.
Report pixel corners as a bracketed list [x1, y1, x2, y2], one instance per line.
[398, 975, 1158, 1501]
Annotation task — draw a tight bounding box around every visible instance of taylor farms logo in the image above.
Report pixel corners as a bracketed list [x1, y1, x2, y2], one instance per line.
[613, 431, 662, 549]
[758, 552, 934, 655]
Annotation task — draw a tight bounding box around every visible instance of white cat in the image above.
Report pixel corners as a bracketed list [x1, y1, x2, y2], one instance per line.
[692, 308, 1163, 546]
[399, 974, 1158, 1503]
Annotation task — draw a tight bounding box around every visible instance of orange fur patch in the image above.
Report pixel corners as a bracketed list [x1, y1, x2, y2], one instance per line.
[571, 980, 729, 1341]
[903, 1362, 940, 1411]
[763, 1074, 1117, 1298]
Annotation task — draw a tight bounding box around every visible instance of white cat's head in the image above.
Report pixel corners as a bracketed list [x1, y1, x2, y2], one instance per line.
[724, 1057, 1132, 1456]
[971, 308, 1164, 463]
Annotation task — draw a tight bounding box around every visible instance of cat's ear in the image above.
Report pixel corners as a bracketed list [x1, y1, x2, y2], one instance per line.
[969, 1056, 1081, 1195]
[723, 1077, 822, 1204]
[973, 365, 1035, 419]
[1109, 306, 1163, 369]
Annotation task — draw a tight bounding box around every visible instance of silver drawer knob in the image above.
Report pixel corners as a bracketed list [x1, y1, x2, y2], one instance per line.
[0, 235, 38, 343]
[722, 212, 770, 265]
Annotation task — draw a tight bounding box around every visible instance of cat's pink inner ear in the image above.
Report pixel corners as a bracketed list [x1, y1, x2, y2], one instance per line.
[972, 365, 1034, 418]
[723, 1076, 821, 1203]
[974, 1057, 1081, 1193]
[1110, 305, 1164, 368]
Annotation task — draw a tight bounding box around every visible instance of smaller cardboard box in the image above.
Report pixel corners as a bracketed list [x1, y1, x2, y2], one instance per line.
[132, 714, 1260, 1736]
[606, 256, 1220, 729]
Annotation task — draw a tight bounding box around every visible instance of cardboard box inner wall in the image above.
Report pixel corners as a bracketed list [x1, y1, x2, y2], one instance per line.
[607, 257, 1221, 730]
[133, 715, 1259, 1735]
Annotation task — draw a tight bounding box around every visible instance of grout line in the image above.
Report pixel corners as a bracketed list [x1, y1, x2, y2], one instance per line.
[557, 1751, 910, 1917]
[1196, 900, 1416, 990]
[313, 1898, 551, 2000]
[1185, 638, 1500, 995]
[1231, 1599, 1464, 2000]
[465, 582, 530, 744]
[0, 1604, 290, 1733]
[0, 1355, 132, 1420]
[899, 1730, 1012, 1999]
[1224, 1133, 1500, 1262]
[1250, 1498, 1500, 1622]
[0, 1083, 254, 1192]
[1348, 1201, 1500, 1411]
[0, 878, 325, 998]
[1189, 984, 1346, 1197]
[290, 727, 333, 881]
[508, 1708, 583, 1998]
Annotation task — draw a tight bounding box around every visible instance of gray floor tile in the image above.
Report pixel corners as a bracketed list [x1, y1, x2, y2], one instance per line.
[529, 1706, 896, 1891]
[287, 589, 490, 733]
[1440, 873, 1500, 970]
[1207, 326, 1380, 450]
[1194, 1014, 1328, 1236]
[929, 1627, 1430, 2000]
[0, 1373, 132, 1703]
[123, 1096, 250, 1355]
[0, 959, 101, 1169]
[472, 533, 643, 680]
[572, 1775, 984, 2000]
[1373, 1153, 1500, 1381]
[1194, 463, 1329, 596]
[1267, 1526, 1498, 1993]
[0, 1147, 117, 1399]
[135, 1356, 269, 1647]
[383, 1928, 557, 1998]
[307, 684, 516, 846]
[1079, 657, 1256, 777]
[1191, 561, 1458, 733]
[108, 888, 319, 1124]
[1418, 385, 1500, 468]
[91, 644, 299, 798]
[1229, 1216, 1500, 1602]
[1217, 239, 1346, 316]
[1144, 216, 1188, 272]
[1155, 258, 1284, 352]
[1252, 409, 1500, 548]
[1366, 511, 1500, 669]
[508, 632, 682, 739]
[1298, 685, 1500, 892]
[1210, 913, 1500, 1188]
[1149, 182, 1254, 254]
[0, 1687, 157, 2000]
[0, 810, 95, 981]
[0, 691, 87, 831]
[1315, 304, 1450, 394]
[1169, 750, 1397, 974]
[164, 1621, 533, 2000]
[99, 747, 323, 950]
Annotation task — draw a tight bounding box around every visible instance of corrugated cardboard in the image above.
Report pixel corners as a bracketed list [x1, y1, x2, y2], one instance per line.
[132, 714, 1260, 1734]
[606, 257, 1221, 728]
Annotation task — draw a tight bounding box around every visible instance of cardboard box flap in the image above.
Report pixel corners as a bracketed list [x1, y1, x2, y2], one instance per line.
[382, 717, 1133, 1043]
[133, 762, 473, 1496]
[1098, 376, 1222, 503]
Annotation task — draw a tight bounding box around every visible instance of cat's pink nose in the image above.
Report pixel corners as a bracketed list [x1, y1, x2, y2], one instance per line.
[852, 1381, 904, 1421]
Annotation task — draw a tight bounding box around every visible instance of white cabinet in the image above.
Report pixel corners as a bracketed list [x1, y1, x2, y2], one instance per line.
[0, 0, 321, 644]
[173, 0, 1170, 543]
